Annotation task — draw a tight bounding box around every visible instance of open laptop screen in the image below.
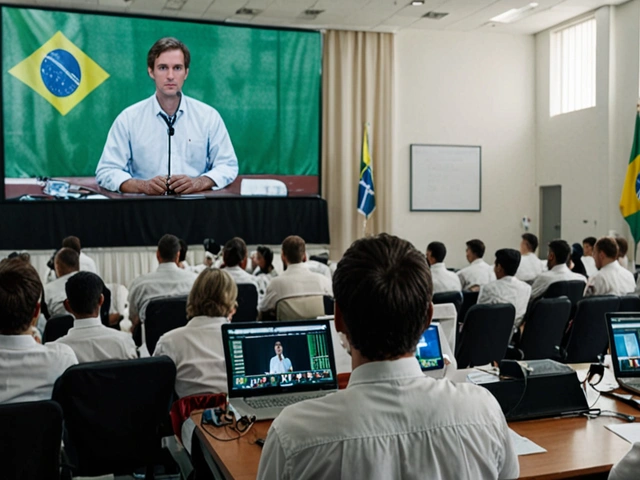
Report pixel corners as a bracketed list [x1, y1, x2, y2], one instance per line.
[222, 320, 338, 398]
[608, 315, 640, 375]
[415, 324, 444, 371]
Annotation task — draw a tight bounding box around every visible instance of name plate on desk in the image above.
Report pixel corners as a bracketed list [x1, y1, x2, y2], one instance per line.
[240, 179, 288, 196]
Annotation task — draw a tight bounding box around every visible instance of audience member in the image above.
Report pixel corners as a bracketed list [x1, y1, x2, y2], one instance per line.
[62, 235, 98, 274]
[569, 243, 587, 277]
[252, 245, 278, 296]
[154, 268, 236, 397]
[222, 237, 261, 299]
[530, 240, 586, 300]
[609, 442, 640, 480]
[44, 247, 80, 317]
[306, 257, 332, 280]
[585, 237, 635, 297]
[0, 258, 77, 404]
[178, 238, 190, 269]
[477, 249, 531, 328]
[426, 241, 462, 293]
[54, 272, 137, 362]
[515, 233, 543, 283]
[457, 239, 496, 290]
[7, 251, 31, 264]
[615, 237, 632, 271]
[582, 236, 598, 277]
[257, 234, 518, 479]
[258, 236, 332, 315]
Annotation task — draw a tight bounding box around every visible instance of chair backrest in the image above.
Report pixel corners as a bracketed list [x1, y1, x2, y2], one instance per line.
[323, 295, 335, 315]
[519, 297, 571, 360]
[144, 295, 188, 354]
[233, 283, 259, 322]
[0, 400, 63, 480]
[619, 294, 640, 312]
[543, 280, 585, 317]
[563, 296, 621, 363]
[455, 303, 515, 368]
[458, 290, 479, 326]
[52, 356, 177, 477]
[276, 295, 325, 321]
[43, 314, 74, 344]
[432, 291, 463, 316]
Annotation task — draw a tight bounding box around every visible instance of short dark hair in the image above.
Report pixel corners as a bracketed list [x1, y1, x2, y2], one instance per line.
[55, 248, 80, 271]
[223, 237, 247, 267]
[427, 242, 447, 263]
[62, 236, 81, 253]
[596, 237, 618, 260]
[583, 237, 597, 248]
[282, 236, 305, 264]
[179, 239, 188, 263]
[521, 233, 538, 252]
[466, 239, 486, 258]
[495, 249, 521, 276]
[548, 239, 571, 264]
[65, 272, 104, 316]
[615, 237, 628, 257]
[257, 245, 274, 271]
[333, 233, 432, 361]
[147, 37, 191, 70]
[158, 234, 181, 262]
[0, 258, 43, 334]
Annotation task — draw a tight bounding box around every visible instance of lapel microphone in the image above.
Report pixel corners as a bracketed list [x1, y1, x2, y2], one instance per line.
[159, 91, 182, 195]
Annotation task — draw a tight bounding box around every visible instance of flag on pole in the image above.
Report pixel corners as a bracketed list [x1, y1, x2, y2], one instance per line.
[620, 110, 640, 243]
[357, 123, 376, 219]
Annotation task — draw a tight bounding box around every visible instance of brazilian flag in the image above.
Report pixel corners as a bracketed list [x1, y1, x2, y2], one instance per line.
[620, 112, 640, 242]
[357, 123, 376, 219]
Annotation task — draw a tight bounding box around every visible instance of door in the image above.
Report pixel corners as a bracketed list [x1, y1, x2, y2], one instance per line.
[540, 186, 562, 259]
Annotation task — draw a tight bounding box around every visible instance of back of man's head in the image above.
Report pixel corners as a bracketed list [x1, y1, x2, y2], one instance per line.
[282, 236, 305, 265]
[583, 236, 597, 249]
[466, 239, 486, 259]
[62, 236, 82, 253]
[333, 233, 432, 361]
[595, 237, 618, 260]
[427, 242, 446, 263]
[157, 234, 181, 263]
[0, 258, 43, 334]
[521, 233, 538, 253]
[615, 237, 628, 257]
[55, 248, 80, 276]
[223, 237, 247, 267]
[495, 249, 521, 276]
[65, 272, 104, 317]
[548, 239, 571, 265]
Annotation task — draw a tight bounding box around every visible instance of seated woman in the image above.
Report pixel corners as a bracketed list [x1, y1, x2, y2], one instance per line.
[153, 268, 237, 397]
[252, 246, 278, 296]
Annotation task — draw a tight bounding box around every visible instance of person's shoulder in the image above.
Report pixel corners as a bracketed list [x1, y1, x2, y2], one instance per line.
[44, 342, 78, 363]
[117, 95, 155, 120]
[184, 94, 221, 117]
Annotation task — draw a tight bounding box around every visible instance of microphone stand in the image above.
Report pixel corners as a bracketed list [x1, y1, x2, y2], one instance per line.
[159, 92, 182, 195]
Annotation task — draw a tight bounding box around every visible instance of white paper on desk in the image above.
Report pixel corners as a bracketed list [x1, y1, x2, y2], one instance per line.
[606, 423, 640, 444]
[508, 429, 547, 456]
[240, 179, 287, 196]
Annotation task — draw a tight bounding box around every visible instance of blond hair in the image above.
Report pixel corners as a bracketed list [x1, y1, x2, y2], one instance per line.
[187, 268, 237, 318]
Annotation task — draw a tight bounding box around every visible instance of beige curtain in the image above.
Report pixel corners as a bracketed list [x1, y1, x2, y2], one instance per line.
[322, 30, 394, 260]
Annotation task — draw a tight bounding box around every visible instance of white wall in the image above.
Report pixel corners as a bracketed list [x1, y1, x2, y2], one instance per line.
[393, 29, 536, 269]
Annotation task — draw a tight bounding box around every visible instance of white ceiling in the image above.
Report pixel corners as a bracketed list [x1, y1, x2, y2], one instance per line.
[3, 0, 631, 34]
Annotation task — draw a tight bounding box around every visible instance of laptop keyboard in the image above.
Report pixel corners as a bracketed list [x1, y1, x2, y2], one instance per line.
[245, 392, 329, 410]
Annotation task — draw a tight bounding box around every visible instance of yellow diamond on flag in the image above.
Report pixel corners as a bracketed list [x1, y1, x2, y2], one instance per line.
[8, 31, 109, 116]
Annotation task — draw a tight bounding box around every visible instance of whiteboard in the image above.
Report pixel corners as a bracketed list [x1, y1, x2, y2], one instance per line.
[410, 144, 481, 211]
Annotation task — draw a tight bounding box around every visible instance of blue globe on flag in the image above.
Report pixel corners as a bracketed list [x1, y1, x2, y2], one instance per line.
[636, 172, 640, 201]
[40, 49, 81, 97]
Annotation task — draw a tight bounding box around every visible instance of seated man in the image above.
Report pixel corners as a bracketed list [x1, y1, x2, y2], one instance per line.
[257, 234, 518, 479]
[478, 249, 532, 328]
[426, 241, 461, 293]
[530, 239, 586, 300]
[221, 237, 261, 301]
[44, 247, 80, 317]
[62, 235, 98, 275]
[258, 235, 333, 316]
[54, 272, 138, 363]
[615, 237, 632, 271]
[515, 233, 543, 283]
[582, 236, 598, 277]
[457, 239, 496, 290]
[585, 237, 635, 297]
[0, 258, 78, 404]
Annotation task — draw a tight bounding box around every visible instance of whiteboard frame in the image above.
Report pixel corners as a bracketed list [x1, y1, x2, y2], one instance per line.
[410, 144, 482, 212]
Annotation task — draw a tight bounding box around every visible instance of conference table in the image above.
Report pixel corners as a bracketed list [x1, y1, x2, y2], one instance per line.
[192, 365, 639, 480]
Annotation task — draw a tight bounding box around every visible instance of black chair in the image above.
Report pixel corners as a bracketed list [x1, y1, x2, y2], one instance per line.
[458, 290, 479, 325]
[144, 296, 188, 354]
[0, 400, 63, 480]
[455, 303, 515, 368]
[542, 280, 585, 317]
[518, 297, 571, 360]
[432, 291, 463, 317]
[42, 314, 74, 343]
[619, 294, 640, 312]
[323, 295, 334, 315]
[233, 283, 259, 322]
[562, 296, 621, 363]
[52, 357, 177, 479]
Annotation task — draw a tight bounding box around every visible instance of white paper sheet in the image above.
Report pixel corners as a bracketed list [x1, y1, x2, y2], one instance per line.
[606, 423, 640, 443]
[509, 428, 547, 456]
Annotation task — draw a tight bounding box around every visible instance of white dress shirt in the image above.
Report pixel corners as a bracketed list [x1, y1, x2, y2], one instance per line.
[253, 268, 278, 297]
[515, 252, 544, 283]
[269, 355, 292, 373]
[258, 263, 333, 312]
[53, 316, 137, 363]
[306, 260, 332, 280]
[96, 94, 238, 192]
[582, 256, 598, 277]
[0, 335, 78, 404]
[430, 262, 462, 293]
[457, 259, 496, 290]
[223, 265, 262, 302]
[584, 260, 636, 297]
[153, 316, 228, 398]
[128, 262, 197, 322]
[609, 442, 640, 480]
[530, 264, 586, 300]
[257, 357, 518, 480]
[79, 252, 98, 274]
[43, 271, 77, 317]
[478, 276, 532, 327]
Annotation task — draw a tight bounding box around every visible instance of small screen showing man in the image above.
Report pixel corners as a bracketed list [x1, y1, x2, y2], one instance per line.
[269, 341, 293, 374]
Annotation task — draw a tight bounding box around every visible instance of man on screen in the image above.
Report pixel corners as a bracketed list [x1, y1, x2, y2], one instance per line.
[95, 37, 238, 195]
[269, 341, 293, 374]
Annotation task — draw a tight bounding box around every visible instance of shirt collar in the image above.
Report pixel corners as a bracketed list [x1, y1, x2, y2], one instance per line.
[430, 262, 446, 271]
[0, 334, 39, 349]
[152, 93, 186, 121]
[157, 262, 180, 272]
[72, 316, 102, 329]
[186, 316, 229, 328]
[551, 264, 569, 273]
[471, 259, 485, 266]
[601, 260, 618, 271]
[283, 263, 307, 274]
[347, 357, 424, 387]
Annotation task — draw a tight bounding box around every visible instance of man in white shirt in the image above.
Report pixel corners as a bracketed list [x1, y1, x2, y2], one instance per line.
[258, 236, 333, 316]
[478, 249, 532, 328]
[257, 234, 518, 480]
[585, 237, 636, 297]
[0, 258, 78, 404]
[530, 239, 586, 300]
[582, 236, 598, 277]
[426, 241, 461, 293]
[44, 248, 80, 317]
[457, 239, 496, 290]
[221, 237, 261, 301]
[62, 236, 98, 275]
[269, 341, 293, 373]
[515, 233, 544, 283]
[54, 272, 137, 363]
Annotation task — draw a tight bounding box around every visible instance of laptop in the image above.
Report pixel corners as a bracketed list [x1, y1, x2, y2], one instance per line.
[222, 320, 338, 420]
[416, 323, 445, 374]
[606, 313, 640, 395]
